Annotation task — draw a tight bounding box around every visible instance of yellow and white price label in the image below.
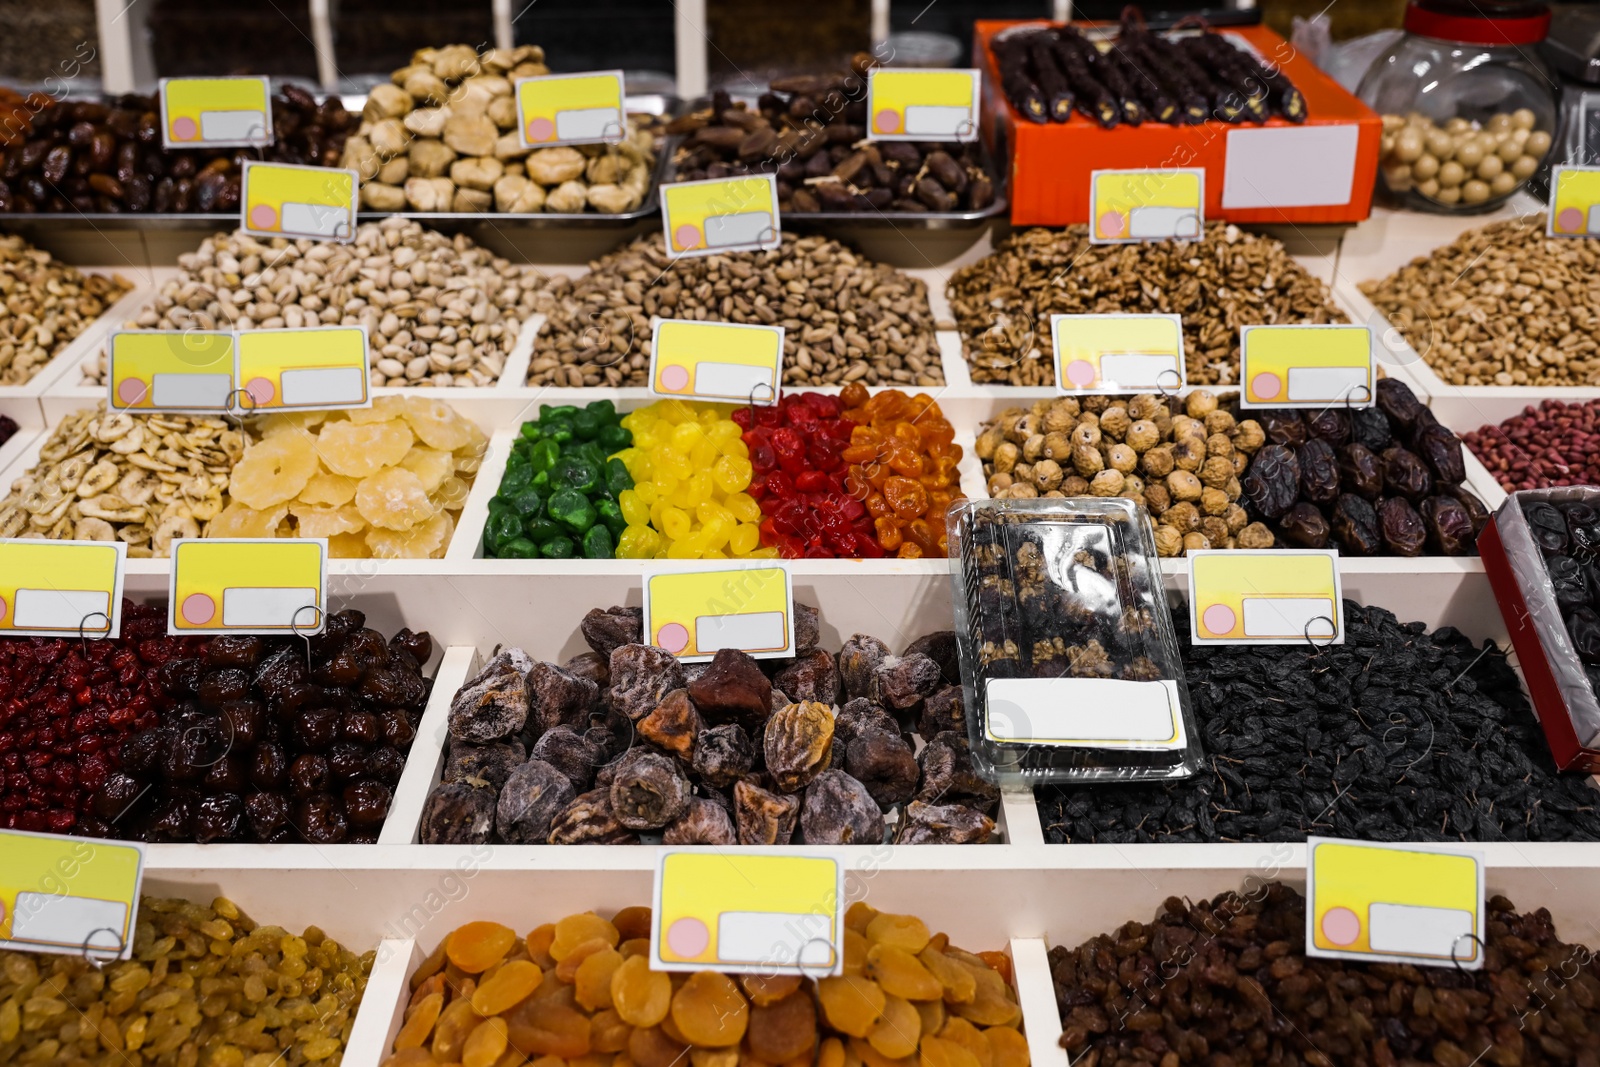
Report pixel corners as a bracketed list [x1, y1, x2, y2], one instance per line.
[161, 76, 273, 149]
[237, 326, 371, 410]
[241, 161, 357, 243]
[107, 330, 235, 412]
[1239, 324, 1374, 409]
[169, 539, 326, 635]
[1090, 169, 1204, 244]
[0, 830, 144, 961]
[661, 175, 781, 258]
[654, 850, 842, 974]
[650, 320, 783, 404]
[1188, 549, 1343, 645]
[1308, 838, 1484, 969]
[1549, 165, 1600, 238]
[0, 540, 125, 638]
[867, 69, 981, 142]
[515, 70, 626, 148]
[643, 564, 793, 661]
[1051, 313, 1185, 394]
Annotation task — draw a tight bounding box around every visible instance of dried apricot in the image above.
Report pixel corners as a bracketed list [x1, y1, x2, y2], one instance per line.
[464, 1016, 511, 1067]
[818, 1036, 847, 1067]
[865, 914, 930, 954]
[612, 954, 672, 1027]
[620, 937, 650, 960]
[740, 973, 802, 1007]
[552, 913, 621, 960]
[914, 998, 945, 1036]
[230, 433, 318, 508]
[473, 959, 543, 1015]
[317, 417, 415, 477]
[691, 1049, 739, 1067]
[975, 953, 1011, 986]
[746, 988, 817, 1062]
[434, 997, 485, 1061]
[816, 975, 886, 1037]
[852, 1036, 915, 1067]
[526, 924, 557, 967]
[844, 930, 868, 977]
[556, 938, 615, 983]
[574, 948, 624, 1011]
[949, 965, 1018, 1028]
[628, 1024, 688, 1067]
[411, 939, 449, 990]
[590, 1008, 629, 1052]
[917, 949, 975, 1005]
[983, 1026, 1028, 1067]
[449, 922, 518, 974]
[937, 1019, 991, 1067]
[612, 906, 653, 941]
[866, 994, 921, 1059]
[356, 466, 434, 529]
[671, 971, 749, 1046]
[505, 994, 593, 1058]
[845, 902, 878, 936]
[380, 1050, 434, 1067]
[866, 945, 941, 1001]
[394, 991, 443, 1050]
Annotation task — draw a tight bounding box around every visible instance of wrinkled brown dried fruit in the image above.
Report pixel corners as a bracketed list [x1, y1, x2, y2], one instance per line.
[765, 701, 836, 793]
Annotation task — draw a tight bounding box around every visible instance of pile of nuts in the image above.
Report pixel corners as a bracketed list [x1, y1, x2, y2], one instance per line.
[0, 405, 242, 555]
[528, 233, 941, 388]
[0, 236, 130, 384]
[342, 44, 656, 215]
[0, 895, 371, 1064]
[1464, 398, 1600, 491]
[947, 223, 1347, 386]
[1359, 215, 1600, 387]
[977, 391, 1275, 555]
[94, 219, 540, 388]
[420, 604, 998, 845]
[1379, 109, 1551, 207]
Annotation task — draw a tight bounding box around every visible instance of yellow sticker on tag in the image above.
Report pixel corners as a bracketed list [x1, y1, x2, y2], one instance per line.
[107, 330, 236, 412]
[160, 76, 273, 149]
[1051, 313, 1185, 394]
[169, 539, 326, 635]
[868, 69, 981, 141]
[1308, 838, 1483, 968]
[0, 830, 144, 960]
[654, 851, 842, 974]
[1240, 324, 1374, 408]
[0, 540, 125, 637]
[1188, 549, 1343, 645]
[241, 161, 357, 243]
[650, 320, 783, 403]
[236, 326, 371, 410]
[1549, 165, 1600, 238]
[515, 71, 626, 148]
[661, 175, 781, 258]
[1090, 169, 1205, 243]
[643, 565, 793, 661]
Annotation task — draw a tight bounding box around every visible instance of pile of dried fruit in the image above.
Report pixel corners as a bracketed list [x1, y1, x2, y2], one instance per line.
[1465, 399, 1600, 492]
[1241, 379, 1488, 556]
[387, 902, 1029, 1067]
[1359, 214, 1600, 387]
[342, 43, 656, 215]
[220, 397, 485, 558]
[419, 606, 997, 845]
[1526, 500, 1600, 701]
[947, 224, 1347, 386]
[978, 390, 1273, 555]
[1035, 601, 1600, 843]
[0, 406, 242, 554]
[0, 236, 130, 384]
[1050, 883, 1600, 1066]
[0, 894, 370, 1064]
[527, 234, 941, 388]
[485, 401, 632, 559]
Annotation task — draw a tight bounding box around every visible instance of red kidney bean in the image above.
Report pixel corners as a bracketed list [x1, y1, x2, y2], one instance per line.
[1465, 398, 1600, 491]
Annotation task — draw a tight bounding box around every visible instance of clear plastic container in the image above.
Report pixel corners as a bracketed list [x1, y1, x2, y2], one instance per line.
[1358, 0, 1556, 213]
[946, 497, 1200, 787]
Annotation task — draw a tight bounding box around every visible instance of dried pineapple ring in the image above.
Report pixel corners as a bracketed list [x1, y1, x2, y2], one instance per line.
[292, 503, 367, 538]
[355, 467, 435, 530]
[316, 418, 415, 478]
[399, 448, 454, 493]
[402, 395, 474, 451]
[229, 434, 319, 509]
[431, 475, 472, 511]
[366, 510, 452, 559]
[345, 395, 409, 425]
[259, 411, 329, 438]
[299, 471, 359, 506]
[210, 501, 290, 538]
[326, 530, 370, 558]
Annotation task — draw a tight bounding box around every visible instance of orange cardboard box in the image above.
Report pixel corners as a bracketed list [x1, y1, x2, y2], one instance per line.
[976, 21, 1382, 227]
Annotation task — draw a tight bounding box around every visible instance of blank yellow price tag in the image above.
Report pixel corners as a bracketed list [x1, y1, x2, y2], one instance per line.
[515, 71, 626, 148]
[650, 320, 783, 404]
[241, 161, 357, 243]
[661, 176, 781, 258]
[1090, 169, 1204, 243]
[868, 69, 981, 142]
[237, 326, 371, 410]
[169, 539, 326, 635]
[1549, 165, 1600, 238]
[1239, 324, 1374, 408]
[1308, 838, 1483, 968]
[107, 330, 235, 412]
[1051, 313, 1185, 394]
[161, 76, 272, 149]
[643, 565, 793, 661]
[1187, 549, 1342, 645]
[0, 540, 125, 637]
[0, 830, 143, 960]
[654, 850, 842, 974]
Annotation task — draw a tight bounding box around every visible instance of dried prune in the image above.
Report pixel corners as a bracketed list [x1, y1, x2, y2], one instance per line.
[420, 781, 496, 844]
[1350, 405, 1393, 451]
[1331, 493, 1383, 555]
[1295, 438, 1340, 504]
[1416, 424, 1466, 488]
[661, 797, 738, 845]
[894, 801, 994, 844]
[1277, 502, 1330, 549]
[845, 728, 920, 807]
[1380, 446, 1433, 501]
[449, 649, 534, 743]
[838, 634, 891, 698]
[692, 723, 755, 788]
[1377, 496, 1426, 556]
[918, 685, 964, 743]
[903, 631, 961, 685]
[800, 770, 884, 844]
[1241, 444, 1299, 520]
[734, 779, 801, 844]
[608, 749, 691, 830]
[496, 759, 576, 844]
[531, 726, 608, 793]
[1526, 502, 1569, 556]
[1336, 442, 1384, 500]
[1548, 555, 1589, 609]
[528, 661, 598, 733]
[765, 701, 835, 793]
[581, 606, 643, 657]
[609, 644, 687, 721]
[686, 647, 772, 727]
[772, 649, 841, 704]
[1566, 503, 1600, 559]
[916, 733, 999, 814]
[1258, 411, 1307, 447]
[1419, 494, 1475, 557]
[1303, 408, 1349, 446]
[1375, 377, 1425, 430]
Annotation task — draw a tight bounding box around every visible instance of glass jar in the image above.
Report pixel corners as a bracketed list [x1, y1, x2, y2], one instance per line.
[1359, 0, 1557, 213]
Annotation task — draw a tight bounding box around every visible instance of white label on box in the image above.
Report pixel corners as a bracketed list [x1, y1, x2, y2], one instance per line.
[1242, 597, 1336, 639]
[222, 587, 319, 627]
[1128, 206, 1202, 239]
[705, 213, 773, 248]
[695, 610, 787, 654]
[11, 893, 128, 948]
[1222, 126, 1360, 209]
[985, 677, 1184, 749]
[1368, 903, 1476, 957]
[12, 589, 111, 631]
[280, 367, 367, 407]
[694, 361, 773, 398]
[1098, 353, 1181, 391]
[281, 202, 351, 239]
[717, 911, 834, 965]
[200, 110, 268, 141]
[904, 105, 970, 136]
[1287, 365, 1369, 403]
[556, 107, 622, 141]
[152, 373, 232, 409]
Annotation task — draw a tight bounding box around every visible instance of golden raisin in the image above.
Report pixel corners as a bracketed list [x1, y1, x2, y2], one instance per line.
[473, 959, 542, 1016]
[556, 938, 614, 983]
[613, 906, 654, 941]
[394, 992, 443, 1050]
[867, 994, 921, 1059]
[920, 1036, 981, 1067]
[575, 948, 624, 1011]
[866, 945, 941, 1001]
[865, 914, 930, 953]
[915, 998, 946, 1036]
[590, 1008, 630, 1052]
[671, 971, 749, 1046]
[527, 924, 557, 968]
[746, 989, 818, 1062]
[410, 971, 447, 1009]
[816, 975, 887, 1037]
[612, 954, 672, 1027]
[629, 1024, 689, 1067]
[984, 1026, 1029, 1067]
[463, 1017, 511, 1067]
[505, 994, 593, 1058]
[381, 1051, 435, 1067]
[434, 997, 485, 1062]
[918, 948, 975, 1005]
[937, 1018, 991, 1067]
[741, 973, 803, 1007]
[620, 937, 651, 960]
[845, 901, 879, 936]
[552, 913, 621, 960]
[844, 930, 869, 977]
[450, 922, 518, 974]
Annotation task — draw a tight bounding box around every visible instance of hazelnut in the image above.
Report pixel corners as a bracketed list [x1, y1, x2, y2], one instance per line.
[1237, 522, 1276, 549]
[1089, 469, 1126, 496]
[1167, 470, 1203, 502]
